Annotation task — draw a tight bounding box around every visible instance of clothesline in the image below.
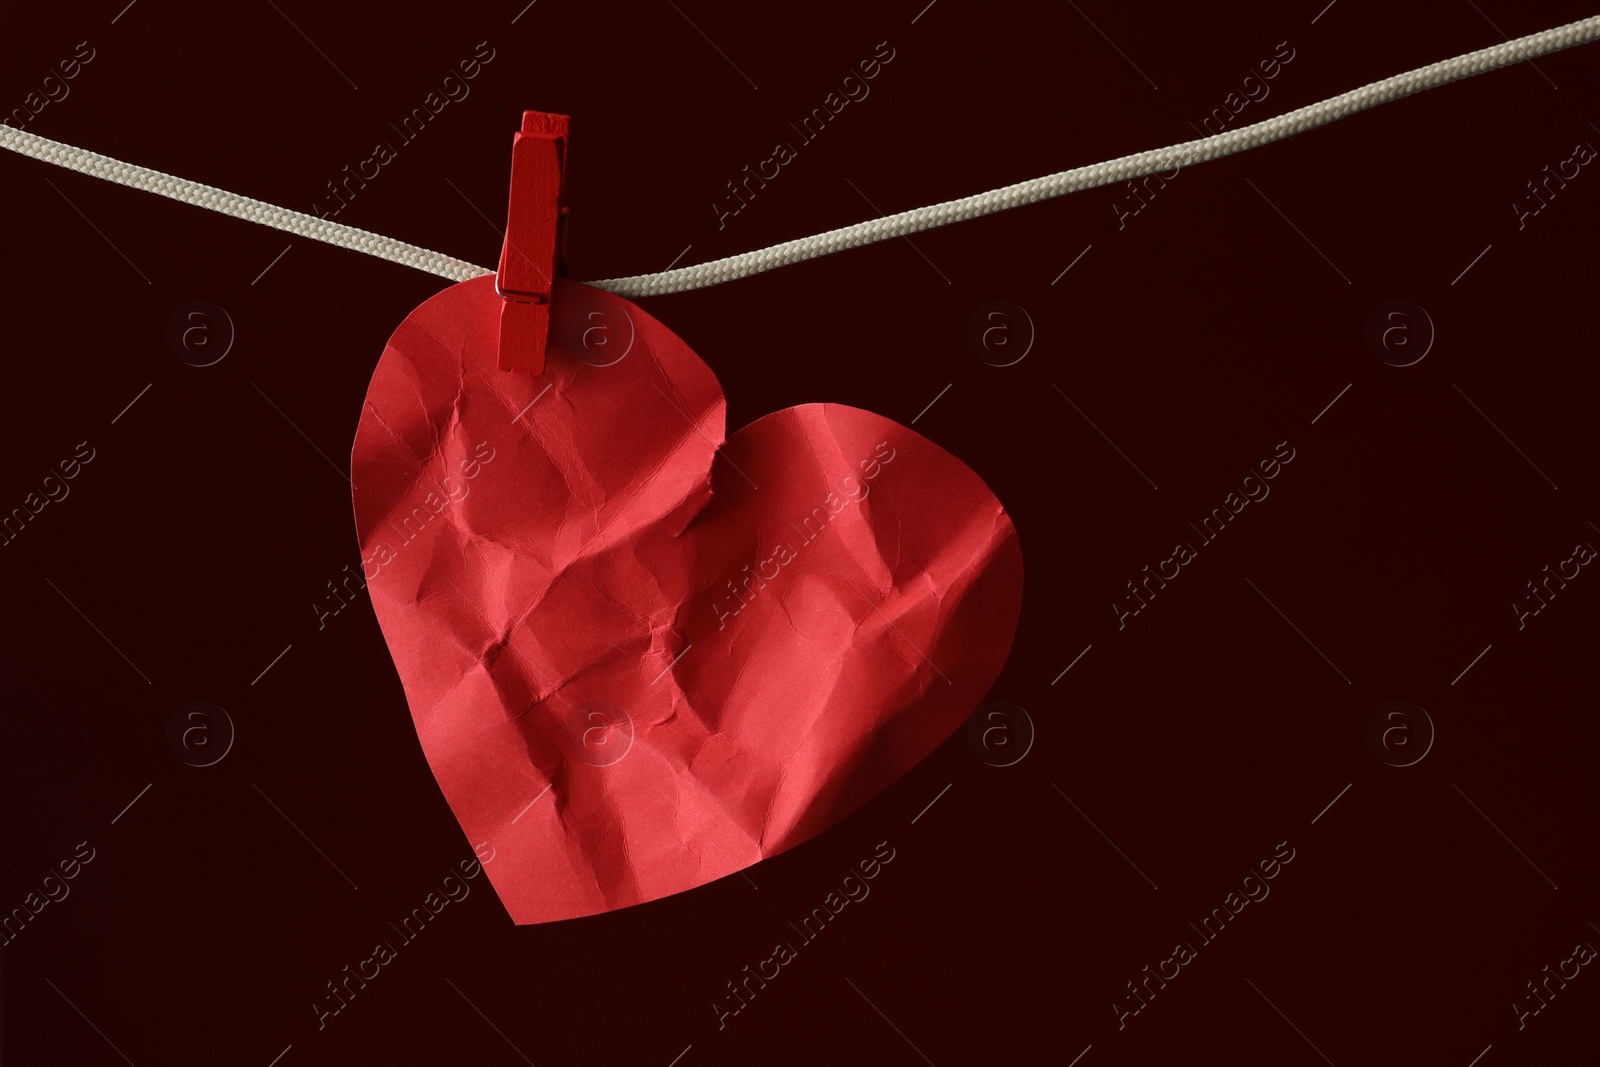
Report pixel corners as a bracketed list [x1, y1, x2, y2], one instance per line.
[2, 13, 1597, 297]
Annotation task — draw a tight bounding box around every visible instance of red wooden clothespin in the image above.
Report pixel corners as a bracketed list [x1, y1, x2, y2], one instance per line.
[495, 110, 569, 374]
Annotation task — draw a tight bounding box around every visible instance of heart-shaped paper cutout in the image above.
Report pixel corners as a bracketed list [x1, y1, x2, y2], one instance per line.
[353, 276, 1022, 923]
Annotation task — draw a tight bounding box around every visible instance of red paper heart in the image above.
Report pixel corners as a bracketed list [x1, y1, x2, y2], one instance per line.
[353, 276, 1022, 923]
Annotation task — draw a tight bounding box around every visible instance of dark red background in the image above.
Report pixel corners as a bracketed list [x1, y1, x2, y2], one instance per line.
[3, 1, 1598, 1064]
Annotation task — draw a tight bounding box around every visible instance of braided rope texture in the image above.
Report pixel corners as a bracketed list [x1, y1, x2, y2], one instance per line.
[0, 124, 493, 282]
[3, 14, 1596, 294]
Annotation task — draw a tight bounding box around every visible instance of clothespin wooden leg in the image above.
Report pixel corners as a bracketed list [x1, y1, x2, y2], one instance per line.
[495, 110, 569, 375]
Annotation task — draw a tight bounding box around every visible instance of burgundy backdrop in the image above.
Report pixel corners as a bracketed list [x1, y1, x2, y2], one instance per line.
[2, 0, 1597, 1064]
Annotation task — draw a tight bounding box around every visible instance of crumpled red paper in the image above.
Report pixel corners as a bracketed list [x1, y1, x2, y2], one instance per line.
[352, 275, 1022, 923]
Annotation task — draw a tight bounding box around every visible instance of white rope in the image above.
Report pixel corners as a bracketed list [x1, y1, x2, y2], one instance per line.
[3, 13, 1597, 294]
[597, 13, 1600, 297]
[0, 124, 492, 283]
